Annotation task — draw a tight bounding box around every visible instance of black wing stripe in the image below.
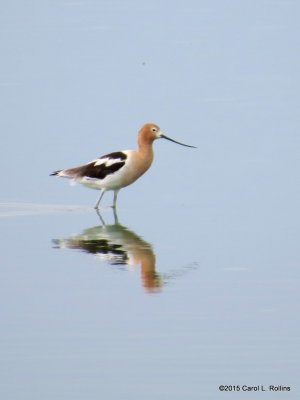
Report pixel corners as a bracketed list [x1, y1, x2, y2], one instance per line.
[83, 161, 125, 179]
[100, 151, 127, 161]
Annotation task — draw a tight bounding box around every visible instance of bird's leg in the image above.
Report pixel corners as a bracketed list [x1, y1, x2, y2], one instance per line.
[112, 206, 120, 225]
[112, 190, 120, 209]
[94, 189, 106, 209]
[95, 209, 106, 225]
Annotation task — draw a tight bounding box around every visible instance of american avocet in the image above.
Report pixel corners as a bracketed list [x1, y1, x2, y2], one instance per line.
[50, 123, 196, 208]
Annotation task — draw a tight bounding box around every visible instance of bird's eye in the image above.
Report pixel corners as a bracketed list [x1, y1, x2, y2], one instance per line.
[151, 127, 157, 132]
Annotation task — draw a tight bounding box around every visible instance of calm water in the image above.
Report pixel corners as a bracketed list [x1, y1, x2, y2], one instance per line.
[1, 201, 299, 399]
[1, 0, 299, 399]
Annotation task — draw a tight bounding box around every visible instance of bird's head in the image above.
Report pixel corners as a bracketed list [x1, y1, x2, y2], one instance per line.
[138, 123, 196, 148]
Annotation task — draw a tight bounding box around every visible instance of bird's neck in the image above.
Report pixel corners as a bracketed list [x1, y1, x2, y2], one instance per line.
[136, 139, 154, 170]
[138, 137, 154, 156]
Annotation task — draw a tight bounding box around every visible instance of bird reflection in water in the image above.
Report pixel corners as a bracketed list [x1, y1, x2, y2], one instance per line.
[53, 209, 162, 292]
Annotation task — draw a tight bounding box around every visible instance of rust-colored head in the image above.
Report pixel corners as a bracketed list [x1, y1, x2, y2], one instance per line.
[138, 123, 162, 146]
[138, 123, 196, 148]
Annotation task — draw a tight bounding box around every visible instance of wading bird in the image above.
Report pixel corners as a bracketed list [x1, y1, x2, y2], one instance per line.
[50, 123, 196, 208]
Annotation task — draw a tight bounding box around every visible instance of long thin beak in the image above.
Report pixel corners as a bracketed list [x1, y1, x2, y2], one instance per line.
[160, 134, 196, 148]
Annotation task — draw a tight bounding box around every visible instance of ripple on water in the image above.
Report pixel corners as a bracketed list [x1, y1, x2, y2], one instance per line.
[0, 202, 93, 217]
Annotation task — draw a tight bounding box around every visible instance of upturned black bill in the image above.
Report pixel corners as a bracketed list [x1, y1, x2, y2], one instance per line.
[161, 134, 196, 148]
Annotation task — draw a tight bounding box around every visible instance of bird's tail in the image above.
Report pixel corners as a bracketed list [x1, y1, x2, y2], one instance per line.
[50, 170, 61, 176]
[50, 168, 79, 178]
